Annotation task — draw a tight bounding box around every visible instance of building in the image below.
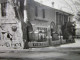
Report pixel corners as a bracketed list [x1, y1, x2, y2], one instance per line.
[0, 0, 74, 49]
[0, 0, 24, 49]
[25, 0, 73, 47]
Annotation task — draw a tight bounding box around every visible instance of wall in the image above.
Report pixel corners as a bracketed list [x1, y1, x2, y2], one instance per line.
[26, 0, 57, 42]
[0, 2, 23, 49]
[28, 1, 56, 30]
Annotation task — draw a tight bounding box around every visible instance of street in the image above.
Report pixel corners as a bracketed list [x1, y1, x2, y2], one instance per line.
[0, 39, 80, 60]
[0, 51, 80, 60]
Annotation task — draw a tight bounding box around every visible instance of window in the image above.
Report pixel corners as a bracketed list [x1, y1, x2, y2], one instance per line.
[1, 2, 7, 17]
[59, 13, 61, 25]
[34, 27, 47, 42]
[37, 27, 47, 42]
[60, 14, 63, 25]
[14, 7, 19, 18]
[62, 14, 64, 25]
[56, 12, 67, 25]
[56, 12, 58, 25]
[35, 6, 38, 17]
[64, 15, 68, 23]
[42, 9, 45, 18]
[56, 12, 60, 25]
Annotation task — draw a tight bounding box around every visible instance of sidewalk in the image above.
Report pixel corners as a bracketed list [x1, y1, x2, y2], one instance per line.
[0, 47, 80, 59]
[0, 39, 80, 60]
[0, 39, 80, 53]
[60, 39, 80, 48]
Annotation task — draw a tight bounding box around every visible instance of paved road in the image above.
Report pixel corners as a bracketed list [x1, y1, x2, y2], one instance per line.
[0, 38, 80, 60]
[0, 51, 80, 60]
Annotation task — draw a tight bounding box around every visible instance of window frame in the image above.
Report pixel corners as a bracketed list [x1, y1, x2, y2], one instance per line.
[35, 6, 38, 17]
[1, 2, 7, 17]
[42, 9, 45, 18]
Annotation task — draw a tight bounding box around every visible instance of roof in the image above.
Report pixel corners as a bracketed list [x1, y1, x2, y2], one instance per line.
[33, 1, 74, 16]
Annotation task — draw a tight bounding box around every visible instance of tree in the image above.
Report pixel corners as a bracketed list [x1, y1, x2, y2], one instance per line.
[75, 11, 80, 21]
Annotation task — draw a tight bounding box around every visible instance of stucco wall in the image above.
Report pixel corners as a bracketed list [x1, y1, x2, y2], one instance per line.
[0, 2, 23, 49]
[28, 1, 56, 30]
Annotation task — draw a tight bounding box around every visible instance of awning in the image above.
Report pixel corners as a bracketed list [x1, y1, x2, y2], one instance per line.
[0, 0, 7, 3]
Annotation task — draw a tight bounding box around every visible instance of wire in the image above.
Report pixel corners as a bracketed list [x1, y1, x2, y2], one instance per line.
[64, 0, 75, 14]
[71, 0, 79, 12]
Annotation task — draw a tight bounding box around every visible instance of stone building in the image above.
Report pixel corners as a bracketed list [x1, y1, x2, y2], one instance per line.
[0, 0, 24, 49]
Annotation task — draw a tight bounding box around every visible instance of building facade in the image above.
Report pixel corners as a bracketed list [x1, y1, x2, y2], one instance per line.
[0, 0, 74, 49]
[25, 0, 73, 47]
[0, 0, 24, 49]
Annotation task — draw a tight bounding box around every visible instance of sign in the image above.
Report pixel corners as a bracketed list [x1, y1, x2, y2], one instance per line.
[12, 26, 17, 32]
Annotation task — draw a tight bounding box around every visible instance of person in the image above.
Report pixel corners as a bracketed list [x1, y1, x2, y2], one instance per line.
[72, 25, 76, 38]
[61, 22, 70, 43]
[61, 23, 67, 39]
[58, 25, 62, 39]
[67, 21, 76, 43]
[56, 25, 62, 44]
[71, 22, 76, 42]
[7, 31, 13, 41]
[23, 39, 29, 49]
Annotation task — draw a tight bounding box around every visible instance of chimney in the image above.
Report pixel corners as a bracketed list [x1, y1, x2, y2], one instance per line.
[52, 2, 54, 8]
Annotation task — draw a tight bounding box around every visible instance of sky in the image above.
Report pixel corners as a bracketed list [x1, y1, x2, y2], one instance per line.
[34, 0, 80, 14]
[34, 0, 80, 28]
